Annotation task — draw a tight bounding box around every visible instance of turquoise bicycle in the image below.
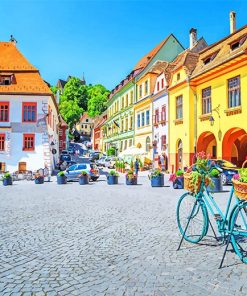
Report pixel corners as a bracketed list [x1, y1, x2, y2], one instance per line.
[176, 170, 247, 268]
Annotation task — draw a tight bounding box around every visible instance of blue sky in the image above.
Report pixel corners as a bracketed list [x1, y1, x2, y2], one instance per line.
[1, 0, 246, 90]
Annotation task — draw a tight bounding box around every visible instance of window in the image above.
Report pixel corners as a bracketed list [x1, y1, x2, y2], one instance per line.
[137, 114, 140, 128]
[124, 140, 127, 150]
[0, 102, 9, 122]
[161, 78, 164, 89]
[130, 91, 133, 104]
[146, 136, 151, 152]
[129, 139, 132, 147]
[145, 80, 148, 95]
[86, 119, 89, 122]
[141, 112, 145, 126]
[161, 135, 166, 147]
[125, 118, 128, 131]
[139, 85, 142, 98]
[125, 94, 128, 107]
[202, 87, 212, 114]
[177, 73, 180, 81]
[81, 125, 84, 128]
[230, 35, 247, 51]
[228, 76, 241, 108]
[121, 97, 124, 109]
[78, 164, 87, 170]
[146, 110, 150, 125]
[157, 82, 160, 92]
[176, 95, 183, 119]
[85, 125, 87, 129]
[0, 134, 5, 151]
[154, 108, 159, 124]
[22, 102, 37, 122]
[212, 145, 217, 158]
[203, 50, 219, 65]
[23, 134, 35, 151]
[161, 105, 166, 122]
[130, 116, 133, 130]
[121, 119, 124, 132]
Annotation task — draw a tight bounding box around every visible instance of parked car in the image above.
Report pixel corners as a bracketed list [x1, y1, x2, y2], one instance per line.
[64, 163, 99, 181]
[89, 151, 101, 162]
[96, 156, 107, 167]
[209, 159, 239, 185]
[68, 148, 74, 155]
[61, 150, 69, 155]
[105, 157, 117, 169]
[57, 154, 75, 170]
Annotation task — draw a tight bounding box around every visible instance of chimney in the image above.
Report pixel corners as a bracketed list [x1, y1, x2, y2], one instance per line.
[230, 11, 236, 34]
[189, 28, 197, 49]
[10, 35, 17, 46]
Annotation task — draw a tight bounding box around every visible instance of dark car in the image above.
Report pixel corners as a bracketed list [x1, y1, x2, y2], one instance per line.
[89, 151, 100, 162]
[209, 159, 239, 185]
[58, 154, 75, 170]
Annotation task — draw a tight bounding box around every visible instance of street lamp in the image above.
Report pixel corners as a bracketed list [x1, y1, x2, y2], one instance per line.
[209, 115, 215, 126]
[209, 104, 222, 141]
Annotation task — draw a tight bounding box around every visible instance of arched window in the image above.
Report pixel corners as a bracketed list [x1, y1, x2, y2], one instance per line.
[146, 136, 151, 152]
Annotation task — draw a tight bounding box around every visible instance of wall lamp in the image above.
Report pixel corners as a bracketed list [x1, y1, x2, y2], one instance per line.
[209, 115, 215, 126]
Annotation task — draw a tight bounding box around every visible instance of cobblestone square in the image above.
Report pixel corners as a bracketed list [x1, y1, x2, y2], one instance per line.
[0, 174, 247, 296]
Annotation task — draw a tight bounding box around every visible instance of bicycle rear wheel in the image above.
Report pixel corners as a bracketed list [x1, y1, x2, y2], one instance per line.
[177, 192, 209, 243]
[230, 201, 247, 264]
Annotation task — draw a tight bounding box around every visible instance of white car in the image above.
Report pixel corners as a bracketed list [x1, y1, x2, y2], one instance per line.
[105, 157, 117, 169]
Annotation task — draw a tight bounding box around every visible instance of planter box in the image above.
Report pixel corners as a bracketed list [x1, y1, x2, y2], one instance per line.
[79, 176, 89, 185]
[35, 177, 44, 184]
[3, 177, 12, 186]
[207, 177, 223, 192]
[126, 177, 137, 185]
[151, 174, 164, 187]
[107, 175, 118, 185]
[173, 177, 184, 189]
[57, 175, 67, 185]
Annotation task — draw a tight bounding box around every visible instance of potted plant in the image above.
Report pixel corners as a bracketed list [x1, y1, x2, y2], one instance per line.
[232, 167, 247, 200]
[57, 171, 67, 184]
[2, 172, 13, 186]
[139, 159, 144, 171]
[169, 169, 184, 189]
[79, 171, 89, 185]
[115, 161, 119, 172]
[126, 170, 137, 185]
[207, 168, 223, 192]
[107, 170, 119, 185]
[184, 151, 213, 193]
[149, 169, 164, 187]
[34, 173, 44, 184]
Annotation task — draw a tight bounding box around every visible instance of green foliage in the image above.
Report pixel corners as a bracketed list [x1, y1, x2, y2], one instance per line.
[59, 99, 83, 129]
[80, 171, 88, 176]
[210, 168, 220, 178]
[3, 172, 11, 179]
[176, 169, 184, 177]
[57, 171, 65, 176]
[107, 147, 116, 156]
[130, 160, 134, 169]
[138, 159, 143, 168]
[50, 85, 59, 95]
[239, 168, 247, 183]
[87, 84, 110, 118]
[149, 169, 162, 179]
[109, 170, 119, 176]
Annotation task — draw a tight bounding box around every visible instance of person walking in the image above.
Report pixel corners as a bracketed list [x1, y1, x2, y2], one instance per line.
[160, 154, 165, 172]
[134, 158, 140, 175]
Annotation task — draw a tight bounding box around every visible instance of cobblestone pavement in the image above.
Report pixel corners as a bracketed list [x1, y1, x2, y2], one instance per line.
[0, 174, 247, 296]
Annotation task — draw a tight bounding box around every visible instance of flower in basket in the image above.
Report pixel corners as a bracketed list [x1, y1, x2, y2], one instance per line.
[126, 170, 137, 180]
[79, 170, 88, 177]
[109, 170, 119, 177]
[232, 168, 247, 199]
[169, 169, 184, 183]
[169, 173, 177, 182]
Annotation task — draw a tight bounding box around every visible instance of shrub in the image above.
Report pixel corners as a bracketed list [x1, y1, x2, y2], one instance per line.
[57, 171, 65, 177]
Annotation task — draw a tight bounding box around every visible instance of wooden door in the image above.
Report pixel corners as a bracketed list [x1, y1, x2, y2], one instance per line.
[18, 162, 26, 172]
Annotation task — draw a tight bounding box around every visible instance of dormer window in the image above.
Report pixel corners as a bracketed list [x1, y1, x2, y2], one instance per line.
[203, 50, 219, 65]
[230, 35, 247, 51]
[0, 74, 14, 86]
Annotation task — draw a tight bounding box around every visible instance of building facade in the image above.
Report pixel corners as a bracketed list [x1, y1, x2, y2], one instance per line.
[0, 41, 60, 173]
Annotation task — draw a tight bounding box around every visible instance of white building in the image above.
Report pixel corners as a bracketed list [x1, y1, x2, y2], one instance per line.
[152, 61, 176, 170]
[0, 40, 60, 173]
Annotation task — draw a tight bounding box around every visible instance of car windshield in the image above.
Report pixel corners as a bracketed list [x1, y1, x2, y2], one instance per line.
[61, 155, 71, 161]
[68, 165, 77, 170]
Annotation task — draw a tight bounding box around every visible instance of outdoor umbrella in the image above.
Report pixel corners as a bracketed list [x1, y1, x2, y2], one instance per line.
[118, 146, 147, 158]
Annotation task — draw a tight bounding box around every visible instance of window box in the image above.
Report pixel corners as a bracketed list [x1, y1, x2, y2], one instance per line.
[224, 106, 242, 116]
[174, 119, 183, 125]
[199, 114, 211, 121]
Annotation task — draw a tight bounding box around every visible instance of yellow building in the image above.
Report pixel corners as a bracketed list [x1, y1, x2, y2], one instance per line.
[134, 70, 158, 161]
[169, 18, 247, 172]
[192, 24, 247, 167]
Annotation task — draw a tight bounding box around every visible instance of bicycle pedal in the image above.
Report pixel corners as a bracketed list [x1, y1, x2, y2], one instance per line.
[214, 214, 223, 221]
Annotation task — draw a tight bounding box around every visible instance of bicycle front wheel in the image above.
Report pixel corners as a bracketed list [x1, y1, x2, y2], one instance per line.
[177, 192, 209, 243]
[230, 201, 247, 264]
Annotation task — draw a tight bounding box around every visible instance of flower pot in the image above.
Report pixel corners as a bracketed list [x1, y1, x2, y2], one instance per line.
[57, 175, 67, 184]
[79, 175, 89, 185]
[207, 177, 223, 192]
[126, 177, 137, 185]
[107, 175, 118, 185]
[151, 174, 164, 187]
[173, 177, 184, 189]
[3, 177, 12, 186]
[34, 177, 44, 184]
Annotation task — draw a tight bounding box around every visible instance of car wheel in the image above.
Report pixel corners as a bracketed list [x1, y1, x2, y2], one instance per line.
[220, 173, 227, 185]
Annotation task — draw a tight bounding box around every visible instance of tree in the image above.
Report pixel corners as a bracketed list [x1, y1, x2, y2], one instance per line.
[87, 84, 110, 118]
[59, 100, 83, 130]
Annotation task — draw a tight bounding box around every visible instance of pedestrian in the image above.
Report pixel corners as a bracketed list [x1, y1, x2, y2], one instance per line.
[160, 154, 165, 172]
[134, 158, 140, 175]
